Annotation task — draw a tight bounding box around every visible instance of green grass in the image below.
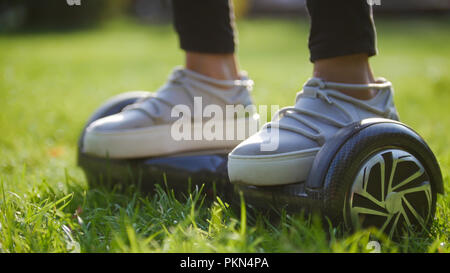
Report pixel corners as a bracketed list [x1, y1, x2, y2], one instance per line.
[0, 17, 449, 253]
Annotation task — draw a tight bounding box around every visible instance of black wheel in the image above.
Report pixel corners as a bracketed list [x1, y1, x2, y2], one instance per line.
[318, 120, 443, 237]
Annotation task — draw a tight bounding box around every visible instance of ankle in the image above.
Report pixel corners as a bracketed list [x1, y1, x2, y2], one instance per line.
[313, 53, 377, 100]
[185, 52, 240, 82]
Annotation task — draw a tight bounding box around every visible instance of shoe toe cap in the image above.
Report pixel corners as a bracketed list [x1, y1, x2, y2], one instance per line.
[230, 128, 319, 157]
[86, 111, 153, 133]
[82, 111, 154, 156]
[228, 129, 321, 186]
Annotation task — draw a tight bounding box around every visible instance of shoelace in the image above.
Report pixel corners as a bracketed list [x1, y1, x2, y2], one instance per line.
[124, 68, 253, 120]
[263, 78, 393, 145]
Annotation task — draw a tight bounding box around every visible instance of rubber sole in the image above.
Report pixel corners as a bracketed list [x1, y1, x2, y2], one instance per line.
[227, 147, 320, 186]
[82, 116, 259, 159]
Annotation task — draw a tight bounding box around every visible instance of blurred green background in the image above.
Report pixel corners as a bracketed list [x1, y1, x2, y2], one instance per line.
[0, 0, 449, 253]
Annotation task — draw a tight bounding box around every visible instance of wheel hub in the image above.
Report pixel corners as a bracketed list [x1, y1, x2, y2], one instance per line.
[385, 192, 402, 214]
[347, 149, 432, 236]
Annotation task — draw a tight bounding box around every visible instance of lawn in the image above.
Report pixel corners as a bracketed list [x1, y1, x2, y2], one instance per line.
[0, 16, 449, 253]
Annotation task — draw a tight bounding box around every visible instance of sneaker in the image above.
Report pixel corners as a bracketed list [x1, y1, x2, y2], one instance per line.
[82, 67, 258, 158]
[227, 77, 399, 186]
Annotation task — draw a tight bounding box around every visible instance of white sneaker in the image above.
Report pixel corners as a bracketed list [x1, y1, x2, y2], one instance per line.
[228, 77, 399, 186]
[82, 67, 258, 158]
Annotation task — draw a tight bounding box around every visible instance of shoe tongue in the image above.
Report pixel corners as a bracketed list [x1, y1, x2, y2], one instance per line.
[275, 78, 395, 135]
[155, 82, 193, 107]
[131, 82, 192, 123]
[126, 68, 253, 123]
[277, 88, 350, 133]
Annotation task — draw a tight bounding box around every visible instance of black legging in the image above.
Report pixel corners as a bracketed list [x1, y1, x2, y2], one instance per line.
[172, 0, 377, 62]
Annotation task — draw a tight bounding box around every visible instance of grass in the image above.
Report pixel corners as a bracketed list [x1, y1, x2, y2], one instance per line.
[0, 16, 449, 253]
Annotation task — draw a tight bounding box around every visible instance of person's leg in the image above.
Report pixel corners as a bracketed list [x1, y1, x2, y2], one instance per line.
[228, 0, 399, 186]
[185, 52, 239, 81]
[82, 0, 258, 159]
[307, 0, 377, 100]
[172, 0, 239, 81]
